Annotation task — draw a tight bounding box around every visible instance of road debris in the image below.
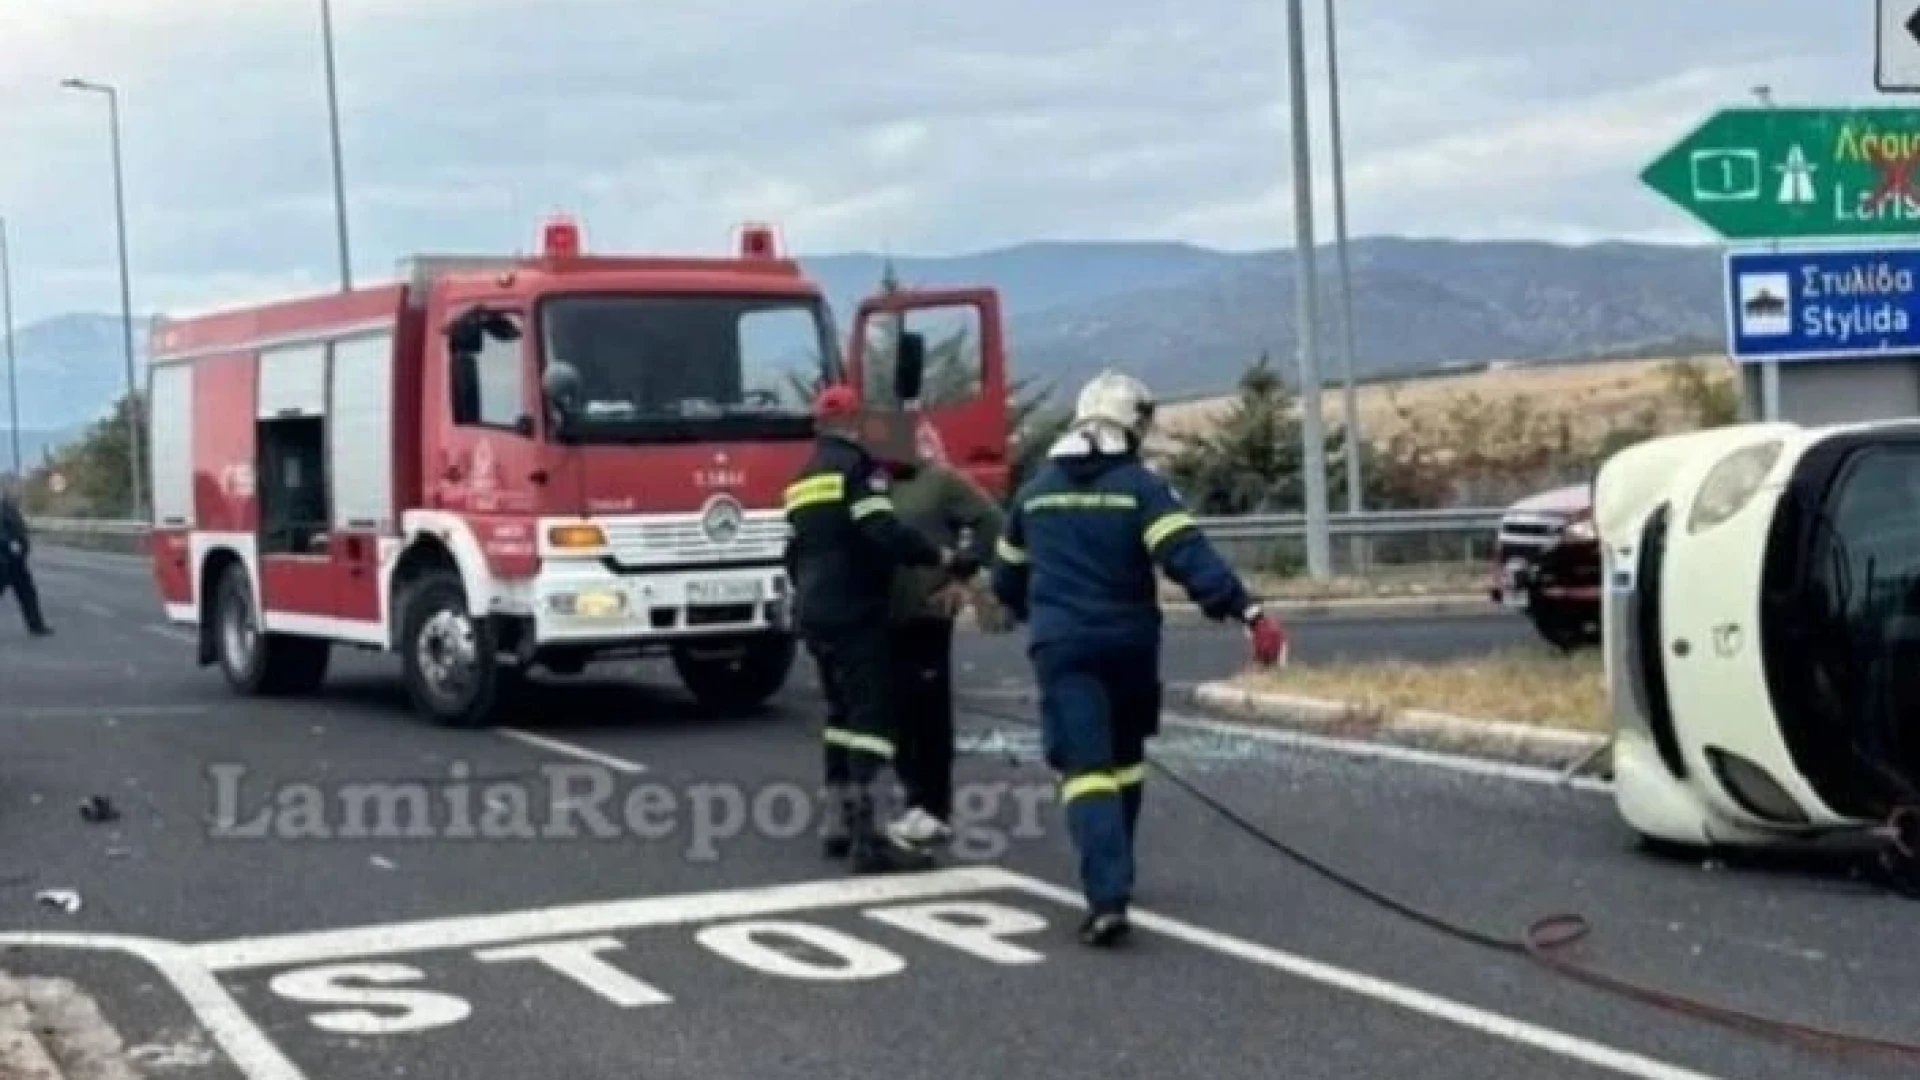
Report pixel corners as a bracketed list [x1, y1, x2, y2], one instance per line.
[34, 890, 81, 915]
[77, 797, 118, 824]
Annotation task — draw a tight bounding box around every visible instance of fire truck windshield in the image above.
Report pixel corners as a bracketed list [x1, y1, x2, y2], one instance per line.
[537, 292, 840, 443]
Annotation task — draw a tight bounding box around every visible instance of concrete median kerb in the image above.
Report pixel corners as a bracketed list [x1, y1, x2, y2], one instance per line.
[1190, 681, 1607, 768]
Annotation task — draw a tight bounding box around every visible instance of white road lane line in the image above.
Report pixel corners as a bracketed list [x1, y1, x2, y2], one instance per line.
[494, 728, 648, 774]
[1004, 873, 1732, 1080]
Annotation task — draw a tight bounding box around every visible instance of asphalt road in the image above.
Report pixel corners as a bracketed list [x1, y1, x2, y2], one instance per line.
[0, 548, 1913, 1080]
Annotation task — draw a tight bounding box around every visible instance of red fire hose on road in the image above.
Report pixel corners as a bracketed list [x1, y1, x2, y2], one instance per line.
[963, 701, 1920, 1067]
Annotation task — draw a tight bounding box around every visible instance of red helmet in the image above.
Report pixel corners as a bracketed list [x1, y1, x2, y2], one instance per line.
[813, 384, 861, 420]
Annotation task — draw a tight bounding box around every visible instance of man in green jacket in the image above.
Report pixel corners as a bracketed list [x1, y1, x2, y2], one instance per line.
[881, 426, 1007, 850]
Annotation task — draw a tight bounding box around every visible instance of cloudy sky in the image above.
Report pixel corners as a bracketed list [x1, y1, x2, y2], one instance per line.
[0, 0, 1878, 321]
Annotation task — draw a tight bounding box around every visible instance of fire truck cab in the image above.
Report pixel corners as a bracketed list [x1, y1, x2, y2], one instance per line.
[144, 219, 1010, 726]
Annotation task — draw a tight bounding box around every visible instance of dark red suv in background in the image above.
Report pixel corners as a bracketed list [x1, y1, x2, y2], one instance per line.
[1488, 483, 1601, 650]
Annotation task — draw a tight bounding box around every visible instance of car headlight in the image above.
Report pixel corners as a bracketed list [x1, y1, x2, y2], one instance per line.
[1686, 440, 1783, 535]
[1562, 516, 1596, 542]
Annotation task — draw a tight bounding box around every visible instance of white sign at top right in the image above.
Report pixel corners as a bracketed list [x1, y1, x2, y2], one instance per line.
[1878, 0, 1920, 92]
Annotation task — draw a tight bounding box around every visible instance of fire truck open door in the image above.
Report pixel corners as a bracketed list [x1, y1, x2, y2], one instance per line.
[847, 287, 1010, 498]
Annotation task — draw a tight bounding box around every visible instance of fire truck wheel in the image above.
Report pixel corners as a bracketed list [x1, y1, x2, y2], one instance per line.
[672, 633, 795, 714]
[213, 565, 331, 696]
[400, 571, 499, 727]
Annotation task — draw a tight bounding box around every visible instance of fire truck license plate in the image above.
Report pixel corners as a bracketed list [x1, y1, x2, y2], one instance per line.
[687, 579, 762, 605]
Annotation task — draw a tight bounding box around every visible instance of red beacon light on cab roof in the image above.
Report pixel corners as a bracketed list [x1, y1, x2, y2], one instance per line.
[542, 215, 582, 259]
[737, 222, 780, 259]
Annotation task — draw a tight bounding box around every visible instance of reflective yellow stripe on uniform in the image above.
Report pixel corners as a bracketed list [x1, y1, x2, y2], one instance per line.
[849, 496, 894, 520]
[784, 474, 844, 511]
[1024, 492, 1138, 512]
[1061, 772, 1121, 803]
[1143, 510, 1196, 551]
[1113, 763, 1146, 786]
[995, 537, 1027, 563]
[823, 727, 895, 759]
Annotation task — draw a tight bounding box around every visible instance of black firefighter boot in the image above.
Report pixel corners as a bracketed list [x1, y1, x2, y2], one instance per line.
[821, 784, 852, 859]
[846, 790, 935, 875]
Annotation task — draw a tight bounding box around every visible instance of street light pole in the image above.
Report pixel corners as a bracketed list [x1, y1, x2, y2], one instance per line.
[1285, 0, 1332, 579]
[1323, 0, 1365, 573]
[320, 0, 353, 289]
[0, 215, 20, 480]
[1752, 84, 1780, 422]
[62, 77, 145, 520]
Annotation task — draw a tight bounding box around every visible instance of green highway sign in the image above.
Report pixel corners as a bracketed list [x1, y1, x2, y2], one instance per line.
[1640, 107, 1920, 240]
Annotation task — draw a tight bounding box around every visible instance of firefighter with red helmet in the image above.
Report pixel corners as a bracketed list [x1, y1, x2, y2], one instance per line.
[784, 383, 968, 873]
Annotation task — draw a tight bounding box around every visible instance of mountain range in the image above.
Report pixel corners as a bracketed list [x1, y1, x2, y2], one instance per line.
[0, 237, 1730, 460]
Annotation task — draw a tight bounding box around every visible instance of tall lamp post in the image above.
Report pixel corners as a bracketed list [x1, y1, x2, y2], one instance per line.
[0, 216, 20, 481]
[320, 0, 354, 289]
[1323, 0, 1365, 572]
[61, 76, 145, 520]
[1751, 84, 1780, 422]
[1284, 0, 1332, 580]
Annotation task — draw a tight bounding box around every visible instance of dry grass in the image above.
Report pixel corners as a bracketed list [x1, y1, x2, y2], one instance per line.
[1148, 354, 1725, 453]
[1236, 644, 1607, 732]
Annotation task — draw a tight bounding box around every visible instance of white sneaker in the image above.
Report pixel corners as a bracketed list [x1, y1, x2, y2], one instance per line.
[887, 807, 952, 846]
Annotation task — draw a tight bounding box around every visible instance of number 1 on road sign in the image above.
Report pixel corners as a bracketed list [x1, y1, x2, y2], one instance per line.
[1691, 148, 1761, 201]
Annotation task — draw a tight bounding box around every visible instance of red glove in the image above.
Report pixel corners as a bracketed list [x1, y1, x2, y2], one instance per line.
[1244, 606, 1287, 667]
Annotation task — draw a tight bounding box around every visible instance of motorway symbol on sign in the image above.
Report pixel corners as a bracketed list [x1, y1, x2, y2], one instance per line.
[1641, 107, 1920, 239]
[1879, 0, 1920, 93]
[1724, 246, 1920, 363]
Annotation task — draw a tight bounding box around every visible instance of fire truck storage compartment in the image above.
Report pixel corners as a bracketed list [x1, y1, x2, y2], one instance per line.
[147, 362, 195, 530]
[256, 341, 332, 557]
[256, 418, 330, 557]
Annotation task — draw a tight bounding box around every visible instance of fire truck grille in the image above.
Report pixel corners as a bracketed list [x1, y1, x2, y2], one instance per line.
[601, 513, 790, 566]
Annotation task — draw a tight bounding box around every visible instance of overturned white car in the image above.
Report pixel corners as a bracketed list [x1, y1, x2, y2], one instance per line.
[1596, 418, 1920, 850]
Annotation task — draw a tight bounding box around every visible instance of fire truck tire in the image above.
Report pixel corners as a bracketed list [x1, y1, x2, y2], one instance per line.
[213, 565, 331, 696]
[672, 633, 795, 713]
[399, 570, 500, 728]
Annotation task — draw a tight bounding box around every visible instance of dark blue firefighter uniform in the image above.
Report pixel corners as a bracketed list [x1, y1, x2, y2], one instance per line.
[990, 447, 1253, 921]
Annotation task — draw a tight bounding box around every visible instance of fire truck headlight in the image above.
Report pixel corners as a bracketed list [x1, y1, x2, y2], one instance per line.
[547, 590, 627, 618]
[1686, 440, 1782, 536]
[547, 523, 608, 552]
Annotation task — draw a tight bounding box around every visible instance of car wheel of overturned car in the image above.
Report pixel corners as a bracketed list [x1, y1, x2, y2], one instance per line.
[1525, 597, 1600, 652]
[672, 633, 796, 713]
[400, 570, 500, 728]
[213, 563, 330, 696]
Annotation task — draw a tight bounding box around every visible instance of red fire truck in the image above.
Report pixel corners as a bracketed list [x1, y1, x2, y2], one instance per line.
[144, 218, 1010, 726]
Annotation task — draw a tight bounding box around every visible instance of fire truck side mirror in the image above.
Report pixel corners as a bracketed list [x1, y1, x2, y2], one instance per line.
[542, 361, 582, 442]
[896, 331, 926, 404]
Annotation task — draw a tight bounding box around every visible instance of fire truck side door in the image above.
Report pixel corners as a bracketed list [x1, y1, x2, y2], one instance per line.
[431, 298, 542, 557]
[848, 287, 1010, 498]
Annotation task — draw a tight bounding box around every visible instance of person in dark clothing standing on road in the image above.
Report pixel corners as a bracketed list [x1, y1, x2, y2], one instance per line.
[0, 482, 51, 636]
[991, 370, 1283, 946]
[879, 423, 1008, 851]
[784, 384, 969, 873]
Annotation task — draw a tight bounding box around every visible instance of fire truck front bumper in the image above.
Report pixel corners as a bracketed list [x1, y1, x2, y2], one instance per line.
[528, 562, 792, 647]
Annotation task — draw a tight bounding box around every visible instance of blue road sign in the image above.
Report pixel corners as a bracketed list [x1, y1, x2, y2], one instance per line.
[1726, 246, 1920, 363]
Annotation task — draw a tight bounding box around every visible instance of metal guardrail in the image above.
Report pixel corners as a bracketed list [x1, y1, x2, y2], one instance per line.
[31, 517, 148, 537]
[27, 509, 1509, 543]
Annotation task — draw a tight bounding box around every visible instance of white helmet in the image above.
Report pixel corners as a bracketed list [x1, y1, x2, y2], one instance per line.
[1073, 369, 1155, 436]
[1050, 369, 1156, 459]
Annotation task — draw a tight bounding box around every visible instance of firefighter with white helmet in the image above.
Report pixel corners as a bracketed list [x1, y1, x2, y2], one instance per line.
[991, 369, 1285, 946]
